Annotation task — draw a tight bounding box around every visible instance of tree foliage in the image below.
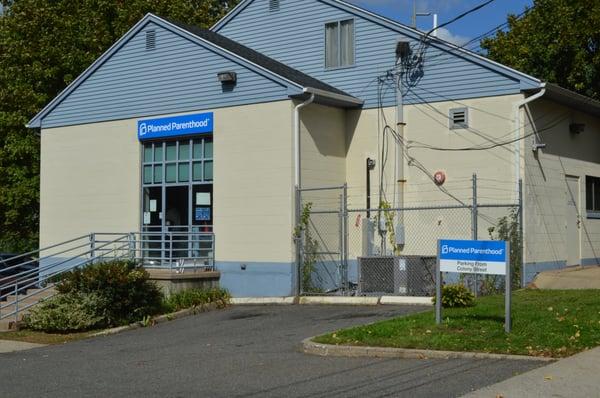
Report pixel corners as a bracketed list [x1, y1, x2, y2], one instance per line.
[481, 0, 600, 99]
[0, 0, 236, 252]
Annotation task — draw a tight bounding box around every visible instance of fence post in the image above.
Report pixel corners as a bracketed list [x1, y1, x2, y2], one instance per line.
[339, 184, 349, 295]
[472, 174, 479, 297]
[89, 233, 96, 263]
[519, 178, 525, 288]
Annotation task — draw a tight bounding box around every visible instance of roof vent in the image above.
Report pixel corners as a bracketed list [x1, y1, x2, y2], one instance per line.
[146, 30, 156, 50]
[449, 108, 468, 129]
[269, 0, 280, 11]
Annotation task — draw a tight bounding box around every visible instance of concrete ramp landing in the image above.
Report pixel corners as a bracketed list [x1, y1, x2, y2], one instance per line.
[532, 266, 600, 289]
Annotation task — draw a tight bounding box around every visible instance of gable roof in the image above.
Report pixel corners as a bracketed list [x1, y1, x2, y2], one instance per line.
[28, 13, 361, 128]
[212, 0, 542, 90]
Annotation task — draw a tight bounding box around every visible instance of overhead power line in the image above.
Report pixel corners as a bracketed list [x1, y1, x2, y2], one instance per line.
[423, 0, 497, 42]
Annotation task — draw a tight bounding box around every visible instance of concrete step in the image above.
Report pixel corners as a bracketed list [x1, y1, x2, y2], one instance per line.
[0, 318, 17, 331]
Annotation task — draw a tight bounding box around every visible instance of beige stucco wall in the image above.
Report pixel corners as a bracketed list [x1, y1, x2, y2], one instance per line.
[213, 100, 294, 263]
[40, 119, 141, 249]
[40, 100, 295, 264]
[344, 94, 523, 258]
[524, 98, 600, 272]
[300, 103, 347, 190]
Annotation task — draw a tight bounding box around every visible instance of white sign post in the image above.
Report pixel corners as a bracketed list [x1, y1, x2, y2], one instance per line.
[436, 239, 511, 333]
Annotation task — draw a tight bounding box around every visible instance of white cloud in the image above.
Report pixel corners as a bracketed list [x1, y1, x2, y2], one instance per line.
[434, 27, 470, 46]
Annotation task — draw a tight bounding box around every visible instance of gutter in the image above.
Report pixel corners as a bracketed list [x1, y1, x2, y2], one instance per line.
[514, 83, 546, 197]
[302, 87, 364, 107]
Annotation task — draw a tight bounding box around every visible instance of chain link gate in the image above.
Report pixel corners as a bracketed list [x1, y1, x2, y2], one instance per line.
[296, 176, 523, 297]
[296, 185, 348, 295]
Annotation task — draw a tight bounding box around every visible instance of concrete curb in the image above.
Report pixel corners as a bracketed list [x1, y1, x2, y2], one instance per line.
[230, 297, 297, 305]
[380, 296, 433, 306]
[90, 302, 222, 337]
[299, 296, 379, 305]
[302, 337, 556, 362]
[229, 296, 434, 306]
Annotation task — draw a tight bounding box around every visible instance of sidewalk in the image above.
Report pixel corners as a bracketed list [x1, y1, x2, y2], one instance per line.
[462, 346, 600, 397]
[532, 266, 600, 289]
[0, 339, 45, 353]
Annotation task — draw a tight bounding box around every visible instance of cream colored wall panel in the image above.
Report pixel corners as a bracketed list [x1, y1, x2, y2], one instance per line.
[213, 101, 294, 263]
[345, 95, 522, 257]
[40, 101, 295, 265]
[300, 104, 346, 190]
[524, 98, 600, 267]
[40, 118, 140, 249]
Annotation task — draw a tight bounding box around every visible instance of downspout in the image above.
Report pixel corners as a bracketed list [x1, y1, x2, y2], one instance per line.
[514, 84, 545, 289]
[293, 94, 314, 296]
[513, 84, 546, 197]
[294, 94, 315, 189]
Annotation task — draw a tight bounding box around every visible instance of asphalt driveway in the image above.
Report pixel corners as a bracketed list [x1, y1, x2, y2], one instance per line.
[0, 305, 545, 397]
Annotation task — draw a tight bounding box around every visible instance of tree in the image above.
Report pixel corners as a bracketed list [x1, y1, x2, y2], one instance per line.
[0, 0, 236, 252]
[482, 0, 600, 99]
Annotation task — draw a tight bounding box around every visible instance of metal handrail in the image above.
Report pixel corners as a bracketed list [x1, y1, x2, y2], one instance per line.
[0, 230, 216, 324]
[0, 242, 132, 320]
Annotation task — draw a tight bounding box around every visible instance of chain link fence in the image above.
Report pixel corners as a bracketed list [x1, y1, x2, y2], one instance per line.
[296, 178, 523, 297]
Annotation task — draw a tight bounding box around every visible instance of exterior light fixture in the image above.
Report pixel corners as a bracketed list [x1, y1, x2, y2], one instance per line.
[217, 71, 237, 84]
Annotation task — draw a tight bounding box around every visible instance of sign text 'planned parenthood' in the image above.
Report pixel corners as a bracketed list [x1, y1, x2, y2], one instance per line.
[138, 112, 213, 141]
[439, 239, 507, 275]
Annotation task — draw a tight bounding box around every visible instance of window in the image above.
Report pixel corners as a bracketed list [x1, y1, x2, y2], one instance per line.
[142, 137, 213, 185]
[586, 176, 600, 217]
[449, 108, 468, 129]
[325, 19, 355, 69]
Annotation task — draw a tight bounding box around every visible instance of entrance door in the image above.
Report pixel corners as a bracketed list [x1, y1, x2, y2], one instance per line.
[165, 185, 190, 258]
[142, 187, 163, 261]
[566, 176, 581, 266]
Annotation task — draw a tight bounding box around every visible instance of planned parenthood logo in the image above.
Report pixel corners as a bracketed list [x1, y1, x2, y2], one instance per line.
[139, 123, 148, 137]
[137, 112, 213, 141]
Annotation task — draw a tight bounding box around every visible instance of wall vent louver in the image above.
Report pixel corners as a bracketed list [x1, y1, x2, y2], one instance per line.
[146, 30, 156, 50]
[449, 108, 468, 129]
[269, 0, 280, 11]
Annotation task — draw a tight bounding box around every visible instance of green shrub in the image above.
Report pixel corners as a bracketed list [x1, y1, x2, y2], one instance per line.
[56, 260, 163, 326]
[24, 292, 108, 332]
[432, 284, 475, 308]
[163, 287, 230, 313]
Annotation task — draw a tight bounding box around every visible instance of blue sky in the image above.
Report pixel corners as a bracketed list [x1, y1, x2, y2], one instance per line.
[346, 0, 533, 47]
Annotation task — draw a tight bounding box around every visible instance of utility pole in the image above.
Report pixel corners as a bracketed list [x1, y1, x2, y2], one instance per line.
[395, 41, 410, 251]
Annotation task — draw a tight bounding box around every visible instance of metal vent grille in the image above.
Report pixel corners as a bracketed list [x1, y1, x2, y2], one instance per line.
[269, 0, 280, 11]
[449, 108, 468, 129]
[146, 30, 156, 50]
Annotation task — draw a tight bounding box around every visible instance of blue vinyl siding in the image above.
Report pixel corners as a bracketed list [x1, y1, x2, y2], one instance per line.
[41, 22, 290, 128]
[216, 0, 531, 108]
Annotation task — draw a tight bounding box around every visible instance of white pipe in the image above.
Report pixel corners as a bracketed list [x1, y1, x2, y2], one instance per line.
[432, 14, 438, 37]
[513, 84, 546, 197]
[294, 94, 315, 189]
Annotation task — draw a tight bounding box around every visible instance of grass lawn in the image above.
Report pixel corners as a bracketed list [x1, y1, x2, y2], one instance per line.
[0, 330, 95, 345]
[313, 289, 600, 358]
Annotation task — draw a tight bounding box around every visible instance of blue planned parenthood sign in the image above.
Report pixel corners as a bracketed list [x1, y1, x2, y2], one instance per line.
[439, 239, 508, 275]
[138, 112, 213, 141]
